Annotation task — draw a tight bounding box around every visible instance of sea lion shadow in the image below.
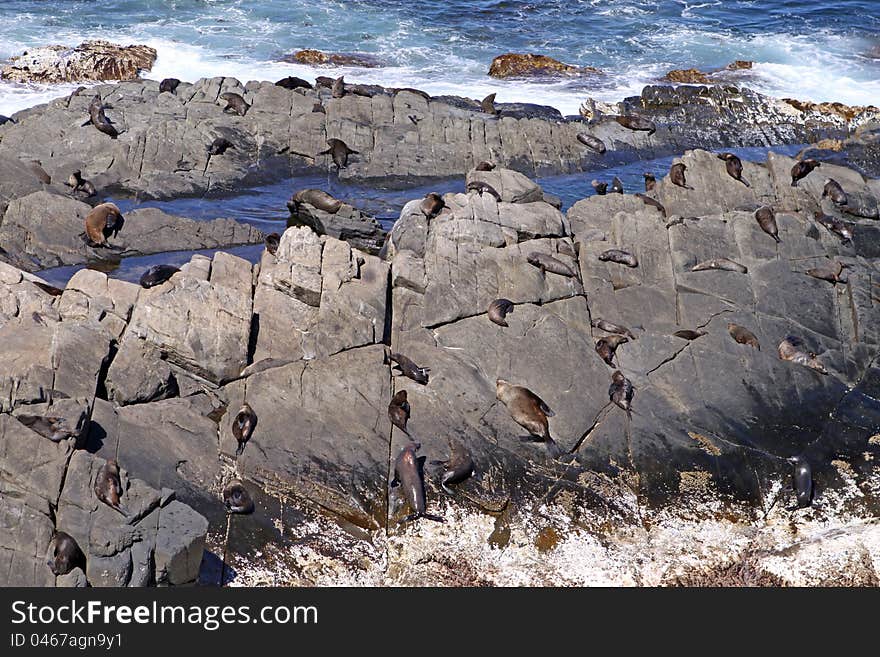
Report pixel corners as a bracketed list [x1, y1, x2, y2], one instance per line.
[83, 420, 107, 454]
[198, 550, 237, 586]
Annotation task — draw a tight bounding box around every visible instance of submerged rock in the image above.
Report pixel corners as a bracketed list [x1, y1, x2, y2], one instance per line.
[488, 53, 601, 78]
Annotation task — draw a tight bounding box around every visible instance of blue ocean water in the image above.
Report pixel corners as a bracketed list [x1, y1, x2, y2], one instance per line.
[1, 1, 878, 115]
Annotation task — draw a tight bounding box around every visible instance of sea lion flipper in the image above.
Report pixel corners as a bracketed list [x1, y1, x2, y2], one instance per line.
[81, 119, 92, 127]
[317, 148, 331, 156]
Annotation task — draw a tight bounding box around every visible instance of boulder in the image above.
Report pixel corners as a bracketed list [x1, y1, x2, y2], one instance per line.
[488, 53, 600, 78]
[664, 68, 710, 84]
[288, 199, 386, 254]
[283, 49, 385, 68]
[2, 40, 157, 83]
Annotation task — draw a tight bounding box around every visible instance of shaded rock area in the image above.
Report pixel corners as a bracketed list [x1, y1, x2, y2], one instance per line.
[287, 197, 386, 254]
[1, 40, 157, 84]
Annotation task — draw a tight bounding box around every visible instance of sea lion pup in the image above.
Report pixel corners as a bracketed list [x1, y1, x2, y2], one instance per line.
[577, 133, 606, 154]
[634, 193, 666, 216]
[591, 180, 608, 195]
[608, 370, 634, 418]
[495, 379, 561, 458]
[17, 411, 88, 442]
[420, 192, 445, 220]
[223, 479, 255, 515]
[139, 264, 180, 289]
[388, 390, 411, 435]
[592, 318, 636, 340]
[66, 170, 96, 197]
[691, 257, 748, 274]
[475, 160, 496, 171]
[488, 298, 515, 327]
[47, 531, 85, 576]
[789, 456, 813, 508]
[94, 459, 127, 516]
[596, 334, 628, 366]
[291, 188, 344, 213]
[615, 114, 656, 135]
[480, 92, 498, 115]
[83, 202, 124, 248]
[814, 211, 853, 242]
[609, 176, 624, 194]
[777, 335, 827, 374]
[219, 92, 250, 116]
[790, 158, 820, 186]
[275, 75, 312, 90]
[231, 402, 257, 456]
[821, 178, 847, 206]
[527, 252, 578, 278]
[674, 329, 707, 340]
[319, 138, 359, 170]
[754, 206, 780, 243]
[207, 136, 235, 155]
[386, 351, 430, 384]
[805, 260, 847, 284]
[717, 152, 750, 187]
[598, 249, 638, 268]
[83, 93, 119, 138]
[159, 77, 181, 94]
[669, 161, 691, 189]
[727, 323, 760, 350]
[431, 438, 475, 494]
[391, 441, 444, 523]
[28, 160, 51, 184]
[643, 172, 656, 192]
[264, 232, 281, 255]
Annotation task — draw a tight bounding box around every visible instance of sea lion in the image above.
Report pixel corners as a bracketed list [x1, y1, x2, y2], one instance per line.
[291, 188, 343, 213]
[391, 441, 444, 523]
[615, 115, 656, 135]
[223, 479, 255, 514]
[598, 249, 638, 268]
[608, 370, 634, 417]
[609, 176, 624, 194]
[591, 180, 607, 195]
[0, 114, 15, 125]
[331, 75, 346, 98]
[727, 323, 760, 350]
[84, 94, 118, 138]
[634, 193, 666, 216]
[231, 402, 257, 456]
[159, 78, 180, 94]
[691, 258, 748, 274]
[264, 232, 281, 255]
[207, 137, 234, 155]
[466, 180, 501, 199]
[577, 133, 606, 154]
[386, 352, 430, 385]
[717, 152, 749, 187]
[475, 161, 496, 171]
[527, 252, 578, 278]
[94, 459, 127, 516]
[755, 206, 780, 242]
[495, 379, 561, 458]
[275, 76, 312, 90]
[814, 211, 853, 242]
[596, 334, 628, 366]
[643, 172, 656, 192]
[83, 202, 124, 248]
[480, 93, 498, 115]
[27, 160, 51, 184]
[822, 178, 847, 206]
[431, 439, 475, 494]
[139, 264, 180, 289]
[674, 329, 707, 340]
[805, 260, 847, 284]
[388, 390, 411, 435]
[315, 76, 334, 88]
[319, 138, 359, 170]
[47, 531, 84, 576]
[789, 456, 813, 508]
[488, 298, 515, 327]
[17, 411, 88, 442]
[778, 335, 827, 374]
[670, 162, 691, 189]
[791, 159, 820, 186]
[420, 192, 445, 220]
[66, 170, 96, 197]
[591, 318, 636, 340]
[219, 92, 250, 116]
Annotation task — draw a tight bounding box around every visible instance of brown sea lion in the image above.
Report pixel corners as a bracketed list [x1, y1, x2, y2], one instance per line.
[778, 335, 827, 374]
[466, 179, 501, 199]
[608, 370, 634, 418]
[495, 379, 561, 458]
[275, 76, 312, 90]
[488, 298, 515, 327]
[591, 318, 636, 340]
[431, 438, 475, 494]
[805, 260, 847, 284]
[727, 323, 760, 350]
[577, 133, 606, 154]
[83, 202, 124, 248]
[232, 402, 257, 456]
[223, 479, 255, 514]
[391, 441, 444, 523]
[475, 161, 496, 171]
[598, 249, 638, 268]
[47, 531, 84, 576]
[670, 162, 691, 189]
[264, 232, 281, 255]
[790, 158, 820, 186]
[291, 188, 344, 213]
[635, 193, 666, 216]
[527, 252, 578, 278]
[754, 206, 780, 243]
[139, 264, 179, 289]
[159, 78, 180, 94]
[480, 93, 498, 115]
[94, 459, 127, 515]
[674, 329, 707, 340]
[691, 258, 748, 274]
[420, 192, 445, 220]
[591, 180, 608, 195]
[331, 75, 346, 98]
[717, 152, 750, 187]
[84, 94, 118, 138]
[609, 176, 624, 194]
[643, 172, 656, 192]
[388, 390, 411, 435]
[596, 334, 628, 366]
[319, 138, 359, 170]
[814, 211, 853, 242]
[615, 115, 656, 135]
[17, 411, 88, 442]
[386, 351, 430, 385]
[207, 137, 235, 155]
[822, 178, 847, 205]
[66, 170, 96, 197]
[219, 92, 250, 116]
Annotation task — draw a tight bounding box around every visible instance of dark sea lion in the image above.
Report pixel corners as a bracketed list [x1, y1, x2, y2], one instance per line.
[27, 160, 51, 184]
[319, 138, 359, 170]
[275, 76, 312, 90]
[577, 133, 606, 154]
[608, 370, 634, 418]
[527, 252, 578, 278]
[480, 92, 498, 115]
[727, 323, 760, 350]
[391, 441, 444, 523]
[232, 402, 257, 456]
[17, 411, 88, 442]
[291, 188, 344, 213]
[717, 152, 750, 187]
[814, 211, 853, 242]
[805, 260, 847, 284]
[488, 298, 515, 327]
[754, 206, 780, 243]
[386, 352, 430, 385]
[674, 329, 707, 340]
[264, 232, 281, 255]
[609, 176, 624, 194]
[670, 162, 691, 189]
[66, 170, 96, 197]
[0, 114, 16, 125]
[47, 531, 84, 576]
[94, 459, 127, 516]
[139, 264, 180, 289]
[207, 137, 235, 155]
[598, 249, 638, 268]
[83, 202, 124, 248]
[159, 78, 180, 94]
[615, 115, 656, 135]
[495, 378, 561, 458]
[591, 180, 607, 195]
[84, 94, 118, 138]
[475, 161, 496, 171]
[431, 438, 475, 494]
[790, 158, 820, 186]
[635, 193, 666, 216]
[388, 390, 411, 435]
[466, 180, 501, 200]
[643, 172, 656, 192]
[219, 92, 250, 116]
[420, 192, 445, 220]
[789, 456, 813, 508]
[331, 75, 346, 98]
[691, 257, 748, 274]
[821, 178, 847, 205]
[591, 318, 636, 340]
[223, 479, 255, 514]
[596, 334, 628, 366]
[778, 335, 827, 374]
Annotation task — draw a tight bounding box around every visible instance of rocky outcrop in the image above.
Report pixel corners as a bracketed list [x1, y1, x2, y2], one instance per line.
[1, 40, 157, 84]
[287, 197, 386, 254]
[488, 53, 600, 78]
[664, 68, 711, 84]
[282, 49, 385, 68]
